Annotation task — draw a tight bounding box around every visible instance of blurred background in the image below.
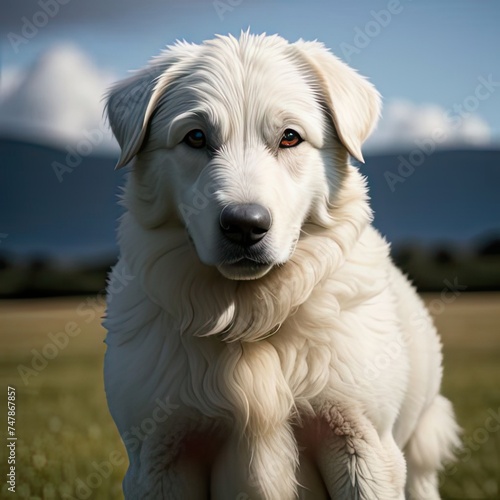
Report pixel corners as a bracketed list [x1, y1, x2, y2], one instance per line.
[0, 1, 499, 498]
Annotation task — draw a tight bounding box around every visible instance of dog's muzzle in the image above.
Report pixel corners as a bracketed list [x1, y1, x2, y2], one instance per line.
[218, 204, 274, 280]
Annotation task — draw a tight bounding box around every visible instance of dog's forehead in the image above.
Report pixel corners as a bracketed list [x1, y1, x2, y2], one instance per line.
[154, 35, 324, 143]
[191, 37, 313, 101]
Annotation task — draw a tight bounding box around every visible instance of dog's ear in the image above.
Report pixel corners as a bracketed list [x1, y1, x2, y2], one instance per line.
[291, 41, 381, 163]
[106, 43, 198, 169]
[106, 65, 165, 169]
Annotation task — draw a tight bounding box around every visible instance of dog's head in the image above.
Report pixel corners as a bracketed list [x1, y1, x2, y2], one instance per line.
[107, 33, 380, 280]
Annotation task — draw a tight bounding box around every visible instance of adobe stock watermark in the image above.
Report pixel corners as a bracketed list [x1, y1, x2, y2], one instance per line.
[62, 451, 125, 500]
[213, 0, 243, 21]
[51, 122, 111, 183]
[7, 0, 72, 54]
[120, 397, 180, 454]
[63, 396, 179, 500]
[178, 180, 218, 226]
[16, 265, 134, 385]
[364, 277, 467, 381]
[384, 74, 500, 192]
[339, 0, 405, 62]
[438, 407, 500, 494]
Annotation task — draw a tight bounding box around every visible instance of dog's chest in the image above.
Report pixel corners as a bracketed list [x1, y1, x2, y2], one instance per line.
[105, 246, 408, 437]
[180, 282, 404, 428]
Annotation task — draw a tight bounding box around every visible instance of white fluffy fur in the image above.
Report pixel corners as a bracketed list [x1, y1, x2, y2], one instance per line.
[104, 33, 460, 499]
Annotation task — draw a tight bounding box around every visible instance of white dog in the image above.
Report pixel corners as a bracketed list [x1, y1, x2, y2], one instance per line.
[104, 33, 459, 499]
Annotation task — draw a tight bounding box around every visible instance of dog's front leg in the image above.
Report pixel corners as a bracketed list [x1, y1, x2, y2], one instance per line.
[124, 413, 216, 500]
[315, 403, 406, 500]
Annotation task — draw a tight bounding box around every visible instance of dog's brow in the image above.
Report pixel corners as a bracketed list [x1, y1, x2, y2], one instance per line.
[163, 108, 220, 147]
[170, 111, 200, 127]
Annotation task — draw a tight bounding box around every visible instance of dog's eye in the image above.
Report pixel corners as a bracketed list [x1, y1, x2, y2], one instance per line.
[183, 129, 206, 149]
[279, 129, 303, 148]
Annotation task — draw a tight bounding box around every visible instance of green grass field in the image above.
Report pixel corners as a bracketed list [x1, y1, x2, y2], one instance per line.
[0, 293, 499, 499]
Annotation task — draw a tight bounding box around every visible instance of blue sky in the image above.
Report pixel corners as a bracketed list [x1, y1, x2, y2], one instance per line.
[1, 0, 500, 141]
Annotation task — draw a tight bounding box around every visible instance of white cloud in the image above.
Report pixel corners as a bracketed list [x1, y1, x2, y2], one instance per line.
[0, 43, 119, 153]
[0, 66, 26, 100]
[366, 99, 491, 153]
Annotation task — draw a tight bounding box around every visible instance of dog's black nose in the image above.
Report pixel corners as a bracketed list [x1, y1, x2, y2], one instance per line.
[220, 204, 272, 246]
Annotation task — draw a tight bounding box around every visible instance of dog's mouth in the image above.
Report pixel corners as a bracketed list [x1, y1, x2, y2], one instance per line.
[186, 229, 274, 280]
[217, 258, 273, 281]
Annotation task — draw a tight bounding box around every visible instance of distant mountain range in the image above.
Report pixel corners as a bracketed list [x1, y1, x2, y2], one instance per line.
[0, 137, 124, 264]
[0, 137, 499, 264]
[358, 148, 500, 247]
